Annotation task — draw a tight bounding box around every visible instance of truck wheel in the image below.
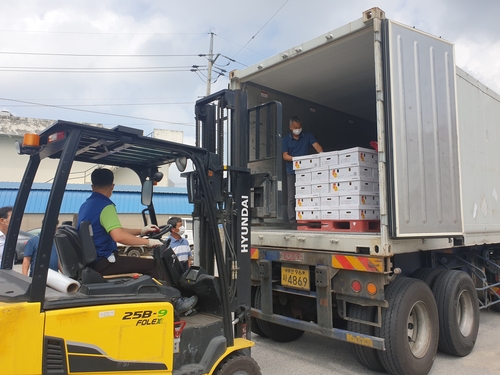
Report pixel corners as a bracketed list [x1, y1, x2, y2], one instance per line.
[127, 248, 141, 257]
[253, 286, 304, 342]
[375, 277, 438, 375]
[346, 304, 385, 372]
[215, 353, 261, 375]
[411, 267, 444, 288]
[251, 286, 269, 338]
[432, 270, 479, 356]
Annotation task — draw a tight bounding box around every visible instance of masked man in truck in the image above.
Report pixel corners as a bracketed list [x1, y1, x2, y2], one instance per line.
[282, 116, 323, 223]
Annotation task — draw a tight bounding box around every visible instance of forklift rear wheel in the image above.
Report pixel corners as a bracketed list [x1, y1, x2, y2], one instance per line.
[432, 270, 479, 356]
[127, 248, 141, 257]
[253, 286, 304, 342]
[346, 304, 385, 372]
[375, 277, 439, 375]
[215, 354, 261, 375]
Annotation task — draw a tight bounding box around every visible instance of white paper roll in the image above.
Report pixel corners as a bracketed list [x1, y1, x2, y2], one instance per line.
[47, 269, 80, 293]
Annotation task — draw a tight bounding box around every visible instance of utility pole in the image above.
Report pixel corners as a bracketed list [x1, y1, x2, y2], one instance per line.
[206, 31, 215, 96]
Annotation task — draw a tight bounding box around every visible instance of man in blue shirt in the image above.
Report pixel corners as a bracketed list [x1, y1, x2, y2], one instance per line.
[77, 168, 197, 314]
[282, 116, 323, 223]
[77, 168, 164, 278]
[22, 222, 60, 277]
[167, 217, 192, 272]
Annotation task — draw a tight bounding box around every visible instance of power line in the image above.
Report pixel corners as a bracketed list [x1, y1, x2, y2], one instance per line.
[0, 51, 202, 57]
[0, 97, 195, 126]
[231, 0, 289, 58]
[0, 29, 205, 36]
[2, 101, 194, 107]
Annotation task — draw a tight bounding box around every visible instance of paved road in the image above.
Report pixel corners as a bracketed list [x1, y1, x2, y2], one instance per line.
[252, 310, 500, 375]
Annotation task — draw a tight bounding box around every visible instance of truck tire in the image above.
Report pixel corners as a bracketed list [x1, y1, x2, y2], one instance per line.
[432, 270, 479, 356]
[346, 304, 385, 372]
[375, 277, 438, 375]
[215, 353, 261, 375]
[253, 286, 304, 342]
[411, 267, 444, 288]
[251, 286, 268, 338]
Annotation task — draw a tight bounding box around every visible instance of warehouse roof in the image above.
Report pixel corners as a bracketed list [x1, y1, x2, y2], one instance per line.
[0, 182, 192, 215]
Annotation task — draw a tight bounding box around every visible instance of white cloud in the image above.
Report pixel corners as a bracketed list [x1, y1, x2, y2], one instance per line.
[0, 0, 498, 138]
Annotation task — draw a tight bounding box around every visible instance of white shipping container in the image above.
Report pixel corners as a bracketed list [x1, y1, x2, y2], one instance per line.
[311, 183, 330, 195]
[292, 154, 320, 170]
[296, 196, 321, 209]
[296, 210, 321, 221]
[339, 209, 380, 220]
[295, 185, 312, 196]
[321, 210, 340, 220]
[339, 194, 380, 207]
[295, 172, 312, 185]
[320, 196, 339, 208]
[338, 147, 378, 166]
[329, 166, 374, 181]
[320, 151, 339, 167]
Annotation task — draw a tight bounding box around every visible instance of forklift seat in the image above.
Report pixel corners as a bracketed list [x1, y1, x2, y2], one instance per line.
[54, 222, 180, 300]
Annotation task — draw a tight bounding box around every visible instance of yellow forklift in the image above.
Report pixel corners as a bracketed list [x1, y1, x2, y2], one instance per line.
[0, 120, 260, 375]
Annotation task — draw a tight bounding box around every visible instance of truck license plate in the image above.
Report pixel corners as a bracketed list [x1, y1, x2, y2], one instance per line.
[281, 266, 310, 291]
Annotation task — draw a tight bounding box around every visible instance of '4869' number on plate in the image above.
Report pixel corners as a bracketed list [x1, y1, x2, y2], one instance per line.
[281, 267, 310, 290]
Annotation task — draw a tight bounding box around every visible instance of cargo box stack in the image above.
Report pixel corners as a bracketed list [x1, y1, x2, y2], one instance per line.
[293, 147, 379, 232]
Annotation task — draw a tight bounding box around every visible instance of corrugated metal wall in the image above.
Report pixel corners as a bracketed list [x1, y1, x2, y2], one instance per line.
[0, 182, 192, 215]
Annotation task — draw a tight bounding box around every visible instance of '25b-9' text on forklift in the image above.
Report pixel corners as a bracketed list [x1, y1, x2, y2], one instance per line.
[0, 120, 260, 375]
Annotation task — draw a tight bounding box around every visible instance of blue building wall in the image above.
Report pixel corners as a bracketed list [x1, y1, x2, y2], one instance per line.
[0, 182, 192, 215]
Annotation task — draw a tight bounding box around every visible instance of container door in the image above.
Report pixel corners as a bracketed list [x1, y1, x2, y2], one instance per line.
[247, 101, 283, 220]
[384, 20, 462, 237]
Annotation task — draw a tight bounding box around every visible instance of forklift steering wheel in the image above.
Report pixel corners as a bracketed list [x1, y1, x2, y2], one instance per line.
[149, 224, 172, 240]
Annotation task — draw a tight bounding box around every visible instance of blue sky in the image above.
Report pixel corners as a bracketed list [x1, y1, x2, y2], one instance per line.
[1, 0, 499, 145]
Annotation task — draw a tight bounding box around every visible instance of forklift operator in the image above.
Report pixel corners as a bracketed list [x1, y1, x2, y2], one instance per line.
[77, 168, 163, 278]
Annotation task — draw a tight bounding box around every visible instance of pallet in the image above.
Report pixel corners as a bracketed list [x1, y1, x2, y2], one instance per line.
[297, 219, 380, 232]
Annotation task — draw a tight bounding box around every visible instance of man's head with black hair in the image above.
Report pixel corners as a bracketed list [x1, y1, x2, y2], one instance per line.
[91, 168, 114, 188]
[91, 168, 115, 197]
[0, 206, 12, 235]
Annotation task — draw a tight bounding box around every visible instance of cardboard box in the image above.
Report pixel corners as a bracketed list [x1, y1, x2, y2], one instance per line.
[339, 194, 380, 207]
[339, 209, 380, 220]
[338, 147, 378, 166]
[292, 154, 320, 170]
[296, 196, 321, 209]
[295, 185, 312, 196]
[311, 169, 330, 183]
[311, 183, 330, 195]
[295, 172, 312, 185]
[320, 151, 339, 167]
[320, 196, 339, 208]
[331, 180, 377, 195]
[296, 210, 321, 220]
[329, 166, 375, 181]
[321, 210, 340, 220]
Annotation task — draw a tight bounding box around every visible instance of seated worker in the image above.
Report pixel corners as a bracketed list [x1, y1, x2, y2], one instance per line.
[22, 221, 61, 277]
[77, 168, 197, 313]
[167, 216, 192, 273]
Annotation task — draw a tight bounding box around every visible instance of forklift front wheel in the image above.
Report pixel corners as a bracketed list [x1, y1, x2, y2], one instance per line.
[214, 354, 261, 375]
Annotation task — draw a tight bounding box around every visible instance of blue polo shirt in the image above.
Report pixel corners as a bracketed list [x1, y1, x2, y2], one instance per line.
[77, 192, 122, 260]
[24, 236, 59, 277]
[282, 132, 318, 174]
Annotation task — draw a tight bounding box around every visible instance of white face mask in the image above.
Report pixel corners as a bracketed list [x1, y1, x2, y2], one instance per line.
[177, 226, 186, 236]
[292, 128, 302, 136]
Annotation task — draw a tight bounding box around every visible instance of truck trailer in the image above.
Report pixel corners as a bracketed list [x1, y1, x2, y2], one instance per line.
[194, 7, 500, 375]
